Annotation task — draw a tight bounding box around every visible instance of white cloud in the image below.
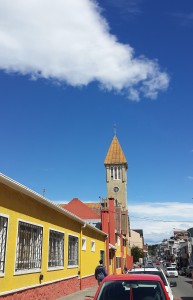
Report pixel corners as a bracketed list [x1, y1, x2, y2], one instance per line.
[0, 0, 169, 101]
[129, 202, 193, 244]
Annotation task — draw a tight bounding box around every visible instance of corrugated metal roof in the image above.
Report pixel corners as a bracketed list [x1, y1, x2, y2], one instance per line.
[104, 135, 127, 167]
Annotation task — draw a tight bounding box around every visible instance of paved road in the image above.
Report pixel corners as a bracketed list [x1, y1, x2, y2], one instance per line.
[168, 274, 193, 299]
[57, 267, 193, 300]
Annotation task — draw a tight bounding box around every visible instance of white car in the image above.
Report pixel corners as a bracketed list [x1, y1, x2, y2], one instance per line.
[171, 262, 176, 268]
[165, 266, 178, 278]
[128, 267, 175, 300]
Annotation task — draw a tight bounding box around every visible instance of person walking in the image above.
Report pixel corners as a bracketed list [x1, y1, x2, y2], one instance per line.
[95, 259, 108, 285]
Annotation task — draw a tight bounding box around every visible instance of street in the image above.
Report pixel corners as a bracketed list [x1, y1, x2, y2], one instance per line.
[168, 274, 193, 299]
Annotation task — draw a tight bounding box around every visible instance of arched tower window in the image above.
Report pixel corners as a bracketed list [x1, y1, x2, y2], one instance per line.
[110, 166, 121, 180]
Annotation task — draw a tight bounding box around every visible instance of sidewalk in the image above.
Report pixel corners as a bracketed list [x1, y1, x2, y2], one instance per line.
[57, 285, 98, 300]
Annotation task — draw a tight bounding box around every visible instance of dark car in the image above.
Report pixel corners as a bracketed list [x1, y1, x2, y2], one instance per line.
[164, 262, 172, 268]
[145, 263, 155, 268]
[178, 267, 186, 276]
[85, 274, 171, 300]
[185, 265, 193, 277]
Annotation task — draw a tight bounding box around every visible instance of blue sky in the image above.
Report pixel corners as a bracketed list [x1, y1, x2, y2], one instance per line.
[0, 0, 193, 244]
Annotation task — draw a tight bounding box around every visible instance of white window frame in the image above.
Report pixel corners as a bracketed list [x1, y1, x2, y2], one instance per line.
[82, 237, 86, 251]
[15, 219, 43, 274]
[91, 240, 95, 252]
[48, 228, 64, 270]
[68, 234, 79, 267]
[0, 214, 8, 277]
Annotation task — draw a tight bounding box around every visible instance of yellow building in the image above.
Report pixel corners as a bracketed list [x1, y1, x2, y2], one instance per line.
[0, 173, 107, 299]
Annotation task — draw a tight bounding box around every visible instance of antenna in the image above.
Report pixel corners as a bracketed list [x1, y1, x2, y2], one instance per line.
[43, 188, 46, 197]
[114, 123, 117, 136]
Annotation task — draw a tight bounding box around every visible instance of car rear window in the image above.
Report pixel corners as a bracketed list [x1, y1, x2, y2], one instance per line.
[128, 271, 167, 286]
[97, 280, 167, 300]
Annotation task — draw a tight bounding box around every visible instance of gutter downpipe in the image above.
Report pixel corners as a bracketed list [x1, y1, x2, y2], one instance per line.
[80, 223, 86, 290]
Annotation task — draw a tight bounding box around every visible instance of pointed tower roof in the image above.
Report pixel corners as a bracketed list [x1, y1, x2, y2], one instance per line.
[104, 135, 128, 168]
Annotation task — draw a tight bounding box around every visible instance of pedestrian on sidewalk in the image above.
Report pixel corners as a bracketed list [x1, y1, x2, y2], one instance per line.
[95, 259, 108, 286]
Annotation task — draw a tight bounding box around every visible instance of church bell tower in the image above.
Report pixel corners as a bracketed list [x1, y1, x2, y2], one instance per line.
[104, 135, 128, 210]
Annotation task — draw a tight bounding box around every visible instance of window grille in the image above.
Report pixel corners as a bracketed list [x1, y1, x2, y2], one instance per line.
[68, 235, 78, 266]
[0, 216, 8, 273]
[15, 221, 43, 271]
[48, 230, 64, 268]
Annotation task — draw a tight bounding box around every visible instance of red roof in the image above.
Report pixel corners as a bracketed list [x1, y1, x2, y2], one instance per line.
[60, 198, 101, 220]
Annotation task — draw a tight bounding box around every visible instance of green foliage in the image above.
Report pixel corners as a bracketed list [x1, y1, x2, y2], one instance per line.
[148, 244, 158, 256]
[131, 246, 144, 263]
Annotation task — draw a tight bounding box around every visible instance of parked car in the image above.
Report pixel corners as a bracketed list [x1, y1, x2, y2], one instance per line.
[156, 261, 161, 265]
[128, 267, 175, 300]
[171, 262, 176, 268]
[164, 262, 172, 268]
[165, 267, 178, 278]
[178, 267, 187, 276]
[185, 265, 193, 277]
[145, 262, 155, 268]
[85, 274, 171, 300]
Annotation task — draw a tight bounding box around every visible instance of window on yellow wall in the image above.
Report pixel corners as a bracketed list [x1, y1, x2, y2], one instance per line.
[91, 241, 95, 252]
[15, 221, 43, 272]
[68, 235, 78, 266]
[116, 257, 121, 268]
[82, 238, 86, 251]
[109, 251, 113, 266]
[48, 229, 64, 268]
[100, 250, 105, 262]
[0, 215, 8, 274]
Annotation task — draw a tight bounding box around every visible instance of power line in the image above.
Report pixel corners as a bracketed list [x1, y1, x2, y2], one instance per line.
[129, 215, 193, 223]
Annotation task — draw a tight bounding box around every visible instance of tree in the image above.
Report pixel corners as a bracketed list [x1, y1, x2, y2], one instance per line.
[148, 244, 158, 256]
[131, 246, 144, 263]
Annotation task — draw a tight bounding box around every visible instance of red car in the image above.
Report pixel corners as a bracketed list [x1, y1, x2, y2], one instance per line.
[85, 273, 170, 300]
[156, 261, 161, 265]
